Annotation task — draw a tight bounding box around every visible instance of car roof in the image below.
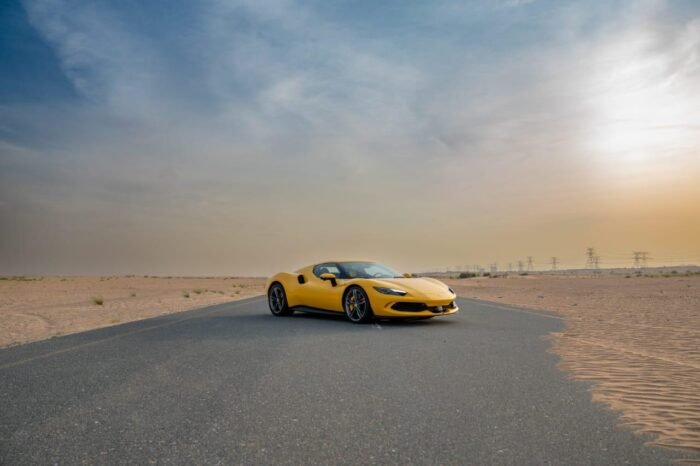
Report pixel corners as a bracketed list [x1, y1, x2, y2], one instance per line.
[313, 260, 377, 266]
[294, 261, 381, 274]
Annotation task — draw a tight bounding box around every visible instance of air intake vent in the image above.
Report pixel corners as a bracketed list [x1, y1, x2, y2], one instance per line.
[391, 302, 427, 312]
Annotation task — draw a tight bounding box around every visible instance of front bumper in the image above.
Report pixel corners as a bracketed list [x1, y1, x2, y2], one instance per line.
[371, 293, 459, 318]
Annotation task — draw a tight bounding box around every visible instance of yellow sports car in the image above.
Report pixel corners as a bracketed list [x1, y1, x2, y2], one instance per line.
[266, 261, 458, 323]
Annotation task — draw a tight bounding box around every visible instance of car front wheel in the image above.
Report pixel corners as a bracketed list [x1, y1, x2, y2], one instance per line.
[344, 286, 373, 324]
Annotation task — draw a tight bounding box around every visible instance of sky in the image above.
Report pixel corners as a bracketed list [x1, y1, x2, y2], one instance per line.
[1, 0, 699, 276]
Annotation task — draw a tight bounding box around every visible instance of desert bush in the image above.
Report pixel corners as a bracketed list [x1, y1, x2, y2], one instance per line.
[93, 297, 104, 305]
[2, 276, 42, 281]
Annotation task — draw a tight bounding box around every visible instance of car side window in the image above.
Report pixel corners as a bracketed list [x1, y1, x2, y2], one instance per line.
[313, 263, 342, 278]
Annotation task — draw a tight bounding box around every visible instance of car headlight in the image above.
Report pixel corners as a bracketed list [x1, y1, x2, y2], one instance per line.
[448, 287, 455, 294]
[374, 287, 407, 296]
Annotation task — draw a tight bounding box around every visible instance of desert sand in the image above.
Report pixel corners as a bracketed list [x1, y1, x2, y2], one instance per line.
[445, 273, 700, 454]
[0, 276, 265, 348]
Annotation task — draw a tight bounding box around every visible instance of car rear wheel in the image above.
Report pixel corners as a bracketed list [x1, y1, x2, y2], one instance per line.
[268, 283, 293, 316]
[344, 286, 373, 324]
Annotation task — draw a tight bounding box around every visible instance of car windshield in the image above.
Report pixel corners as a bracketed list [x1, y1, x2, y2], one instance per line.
[338, 262, 403, 279]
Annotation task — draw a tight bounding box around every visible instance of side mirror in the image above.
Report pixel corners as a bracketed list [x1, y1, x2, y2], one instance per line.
[320, 273, 337, 286]
[403, 272, 413, 278]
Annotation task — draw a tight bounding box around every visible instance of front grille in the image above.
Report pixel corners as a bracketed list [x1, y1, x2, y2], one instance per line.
[392, 301, 456, 313]
[391, 302, 427, 312]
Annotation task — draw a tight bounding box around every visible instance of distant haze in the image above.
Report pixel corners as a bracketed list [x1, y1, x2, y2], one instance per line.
[1, 0, 699, 276]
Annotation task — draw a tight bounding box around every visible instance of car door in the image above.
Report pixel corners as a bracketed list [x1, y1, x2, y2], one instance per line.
[302, 263, 344, 312]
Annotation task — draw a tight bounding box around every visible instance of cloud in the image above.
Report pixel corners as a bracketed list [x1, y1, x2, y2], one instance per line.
[22, 0, 161, 114]
[502, 0, 537, 7]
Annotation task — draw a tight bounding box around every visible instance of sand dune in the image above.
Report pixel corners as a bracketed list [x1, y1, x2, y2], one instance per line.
[0, 276, 265, 347]
[445, 273, 700, 455]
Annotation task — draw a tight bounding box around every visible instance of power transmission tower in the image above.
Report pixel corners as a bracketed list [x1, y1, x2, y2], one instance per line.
[633, 251, 649, 269]
[489, 263, 498, 275]
[526, 256, 534, 272]
[586, 248, 596, 269]
[517, 260, 524, 273]
[551, 257, 558, 271]
[508, 263, 513, 273]
[593, 256, 600, 271]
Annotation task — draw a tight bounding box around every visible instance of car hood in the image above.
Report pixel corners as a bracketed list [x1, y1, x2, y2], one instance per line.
[369, 277, 453, 300]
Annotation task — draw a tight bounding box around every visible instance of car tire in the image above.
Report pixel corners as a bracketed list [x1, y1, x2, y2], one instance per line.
[343, 286, 374, 324]
[268, 283, 293, 316]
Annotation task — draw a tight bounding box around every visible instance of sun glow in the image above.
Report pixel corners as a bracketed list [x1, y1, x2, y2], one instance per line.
[585, 25, 699, 167]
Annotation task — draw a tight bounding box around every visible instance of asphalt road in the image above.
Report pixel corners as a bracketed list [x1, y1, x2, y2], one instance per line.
[1, 296, 695, 465]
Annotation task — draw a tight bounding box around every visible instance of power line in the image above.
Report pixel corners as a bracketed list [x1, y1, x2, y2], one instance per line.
[431, 250, 697, 276]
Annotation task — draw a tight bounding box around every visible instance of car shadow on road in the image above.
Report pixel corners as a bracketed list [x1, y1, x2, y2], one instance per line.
[286, 310, 457, 326]
[284, 311, 459, 331]
[375, 318, 454, 327]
